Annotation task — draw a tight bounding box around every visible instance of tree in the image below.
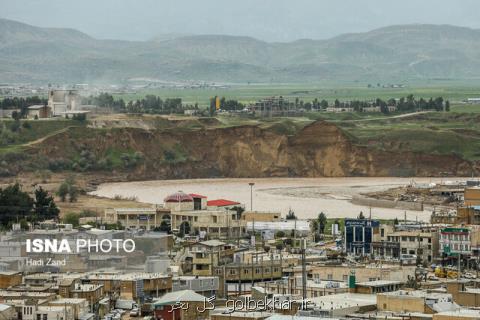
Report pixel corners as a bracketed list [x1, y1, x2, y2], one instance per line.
[393, 217, 399, 226]
[34, 187, 60, 222]
[445, 100, 450, 112]
[358, 211, 365, 219]
[310, 220, 319, 233]
[0, 183, 34, 228]
[286, 209, 297, 220]
[318, 212, 327, 234]
[178, 221, 190, 237]
[63, 212, 79, 227]
[57, 183, 69, 202]
[275, 230, 286, 238]
[159, 219, 171, 233]
[57, 176, 79, 202]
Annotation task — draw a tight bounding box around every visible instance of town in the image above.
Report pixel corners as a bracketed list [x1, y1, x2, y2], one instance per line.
[0, 181, 480, 320]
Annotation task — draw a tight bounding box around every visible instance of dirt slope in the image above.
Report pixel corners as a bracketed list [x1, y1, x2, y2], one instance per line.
[25, 120, 475, 180]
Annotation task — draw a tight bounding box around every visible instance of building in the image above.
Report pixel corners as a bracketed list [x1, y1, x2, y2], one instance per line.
[308, 264, 415, 283]
[464, 187, 480, 206]
[446, 280, 480, 307]
[186, 240, 235, 277]
[0, 304, 15, 320]
[172, 276, 219, 297]
[27, 105, 51, 119]
[362, 106, 381, 112]
[0, 109, 20, 118]
[250, 97, 292, 117]
[0, 271, 22, 289]
[351, 280, 403, 294]
[166, 191, 246, 239]
[439, 227, 472, 261]
[246, 221, 310, 240]
[305, 293, 377, 317]
[104, 207, 170, 230]
[153, 290, 208, 320]
[242, 211, 281, 223]
[433, 309, 480, 320]
[432, 206, 480, 225]
[325, 107, 354, 113]
[48, 298, 89, 320]
[259, 278, 348, 298]
[86, 272, 172, 301]
[48, 90, 82, 116]
[22, 304, 75, 320]
[372, 224, 439, 264]
[377, 290, 457, 314]
[344, 219, 380, 256]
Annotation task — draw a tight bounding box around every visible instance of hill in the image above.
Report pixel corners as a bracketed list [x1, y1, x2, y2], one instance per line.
[2, 19, 480, 83]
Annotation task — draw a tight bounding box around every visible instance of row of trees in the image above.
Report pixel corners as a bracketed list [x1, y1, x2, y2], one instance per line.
[83, 93, 189, 114]
[0, 96, 48, 119]
[331, 95, 449, 113]
[0, 183, 59, 229]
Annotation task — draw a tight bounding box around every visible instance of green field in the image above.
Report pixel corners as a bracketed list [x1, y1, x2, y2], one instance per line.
[114, 83, 480, 107]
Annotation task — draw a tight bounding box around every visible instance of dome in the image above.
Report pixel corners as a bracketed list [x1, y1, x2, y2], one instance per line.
[164, 191, 194, 203]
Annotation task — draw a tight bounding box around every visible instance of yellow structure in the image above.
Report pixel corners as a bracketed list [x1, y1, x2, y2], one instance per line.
[464, 187, 480, 206]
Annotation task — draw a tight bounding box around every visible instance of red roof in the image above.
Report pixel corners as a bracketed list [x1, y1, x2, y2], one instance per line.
[189, 193, 207, 199]
[207, 199, 240, 207]
[164, 191, 194, 203]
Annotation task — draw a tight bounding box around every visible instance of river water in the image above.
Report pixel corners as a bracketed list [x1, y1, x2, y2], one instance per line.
[91, 177, 461, 222]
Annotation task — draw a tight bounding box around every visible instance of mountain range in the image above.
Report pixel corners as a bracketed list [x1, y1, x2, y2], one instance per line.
[2, 18, 480, 83]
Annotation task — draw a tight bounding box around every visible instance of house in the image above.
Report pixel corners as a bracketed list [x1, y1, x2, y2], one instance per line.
[153, 290, 209, 320]
[27, 105, 51, 119]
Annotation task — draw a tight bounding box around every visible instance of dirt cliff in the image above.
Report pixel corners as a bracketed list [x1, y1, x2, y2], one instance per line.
[25, 120, 474, 179]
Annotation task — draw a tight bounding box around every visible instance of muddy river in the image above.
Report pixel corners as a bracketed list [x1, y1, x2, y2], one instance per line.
[91, 177, 463, 221]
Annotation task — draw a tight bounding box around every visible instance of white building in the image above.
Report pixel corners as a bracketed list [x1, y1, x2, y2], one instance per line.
[48, 90, 82, 116]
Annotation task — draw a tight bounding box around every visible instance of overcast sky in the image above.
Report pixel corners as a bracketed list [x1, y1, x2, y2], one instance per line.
[1, 0, 480, 42]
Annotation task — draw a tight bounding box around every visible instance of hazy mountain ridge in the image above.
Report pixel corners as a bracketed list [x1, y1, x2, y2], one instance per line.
[2, 19, 480, 83]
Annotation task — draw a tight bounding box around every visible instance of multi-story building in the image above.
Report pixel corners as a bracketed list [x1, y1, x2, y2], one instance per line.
[344, 219, 380, 256]
[439, 227, 473, 263]
[186, 240, 235, 277]
[431, 206, 480, 225]
[372, 224, 439, 264]
[166, 192, 246, 239]
[48, 89, 82, 116]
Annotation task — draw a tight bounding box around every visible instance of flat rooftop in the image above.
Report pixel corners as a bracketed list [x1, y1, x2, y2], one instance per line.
[308, 293, 376, 309]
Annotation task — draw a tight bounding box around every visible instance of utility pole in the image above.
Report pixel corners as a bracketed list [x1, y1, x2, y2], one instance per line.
[250, 182, 255, 248]
[249, 182, 255, 211]
[301, 238, 307, 308]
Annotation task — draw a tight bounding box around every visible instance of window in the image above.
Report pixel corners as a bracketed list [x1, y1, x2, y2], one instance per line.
[212, 216, 217, 223]
[43, 314, 47, 320]
[343, 275, 348, 281]
[381, 229, 384, 237]
[37, 315, 41, 320]
[327, 274, 333, 280]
